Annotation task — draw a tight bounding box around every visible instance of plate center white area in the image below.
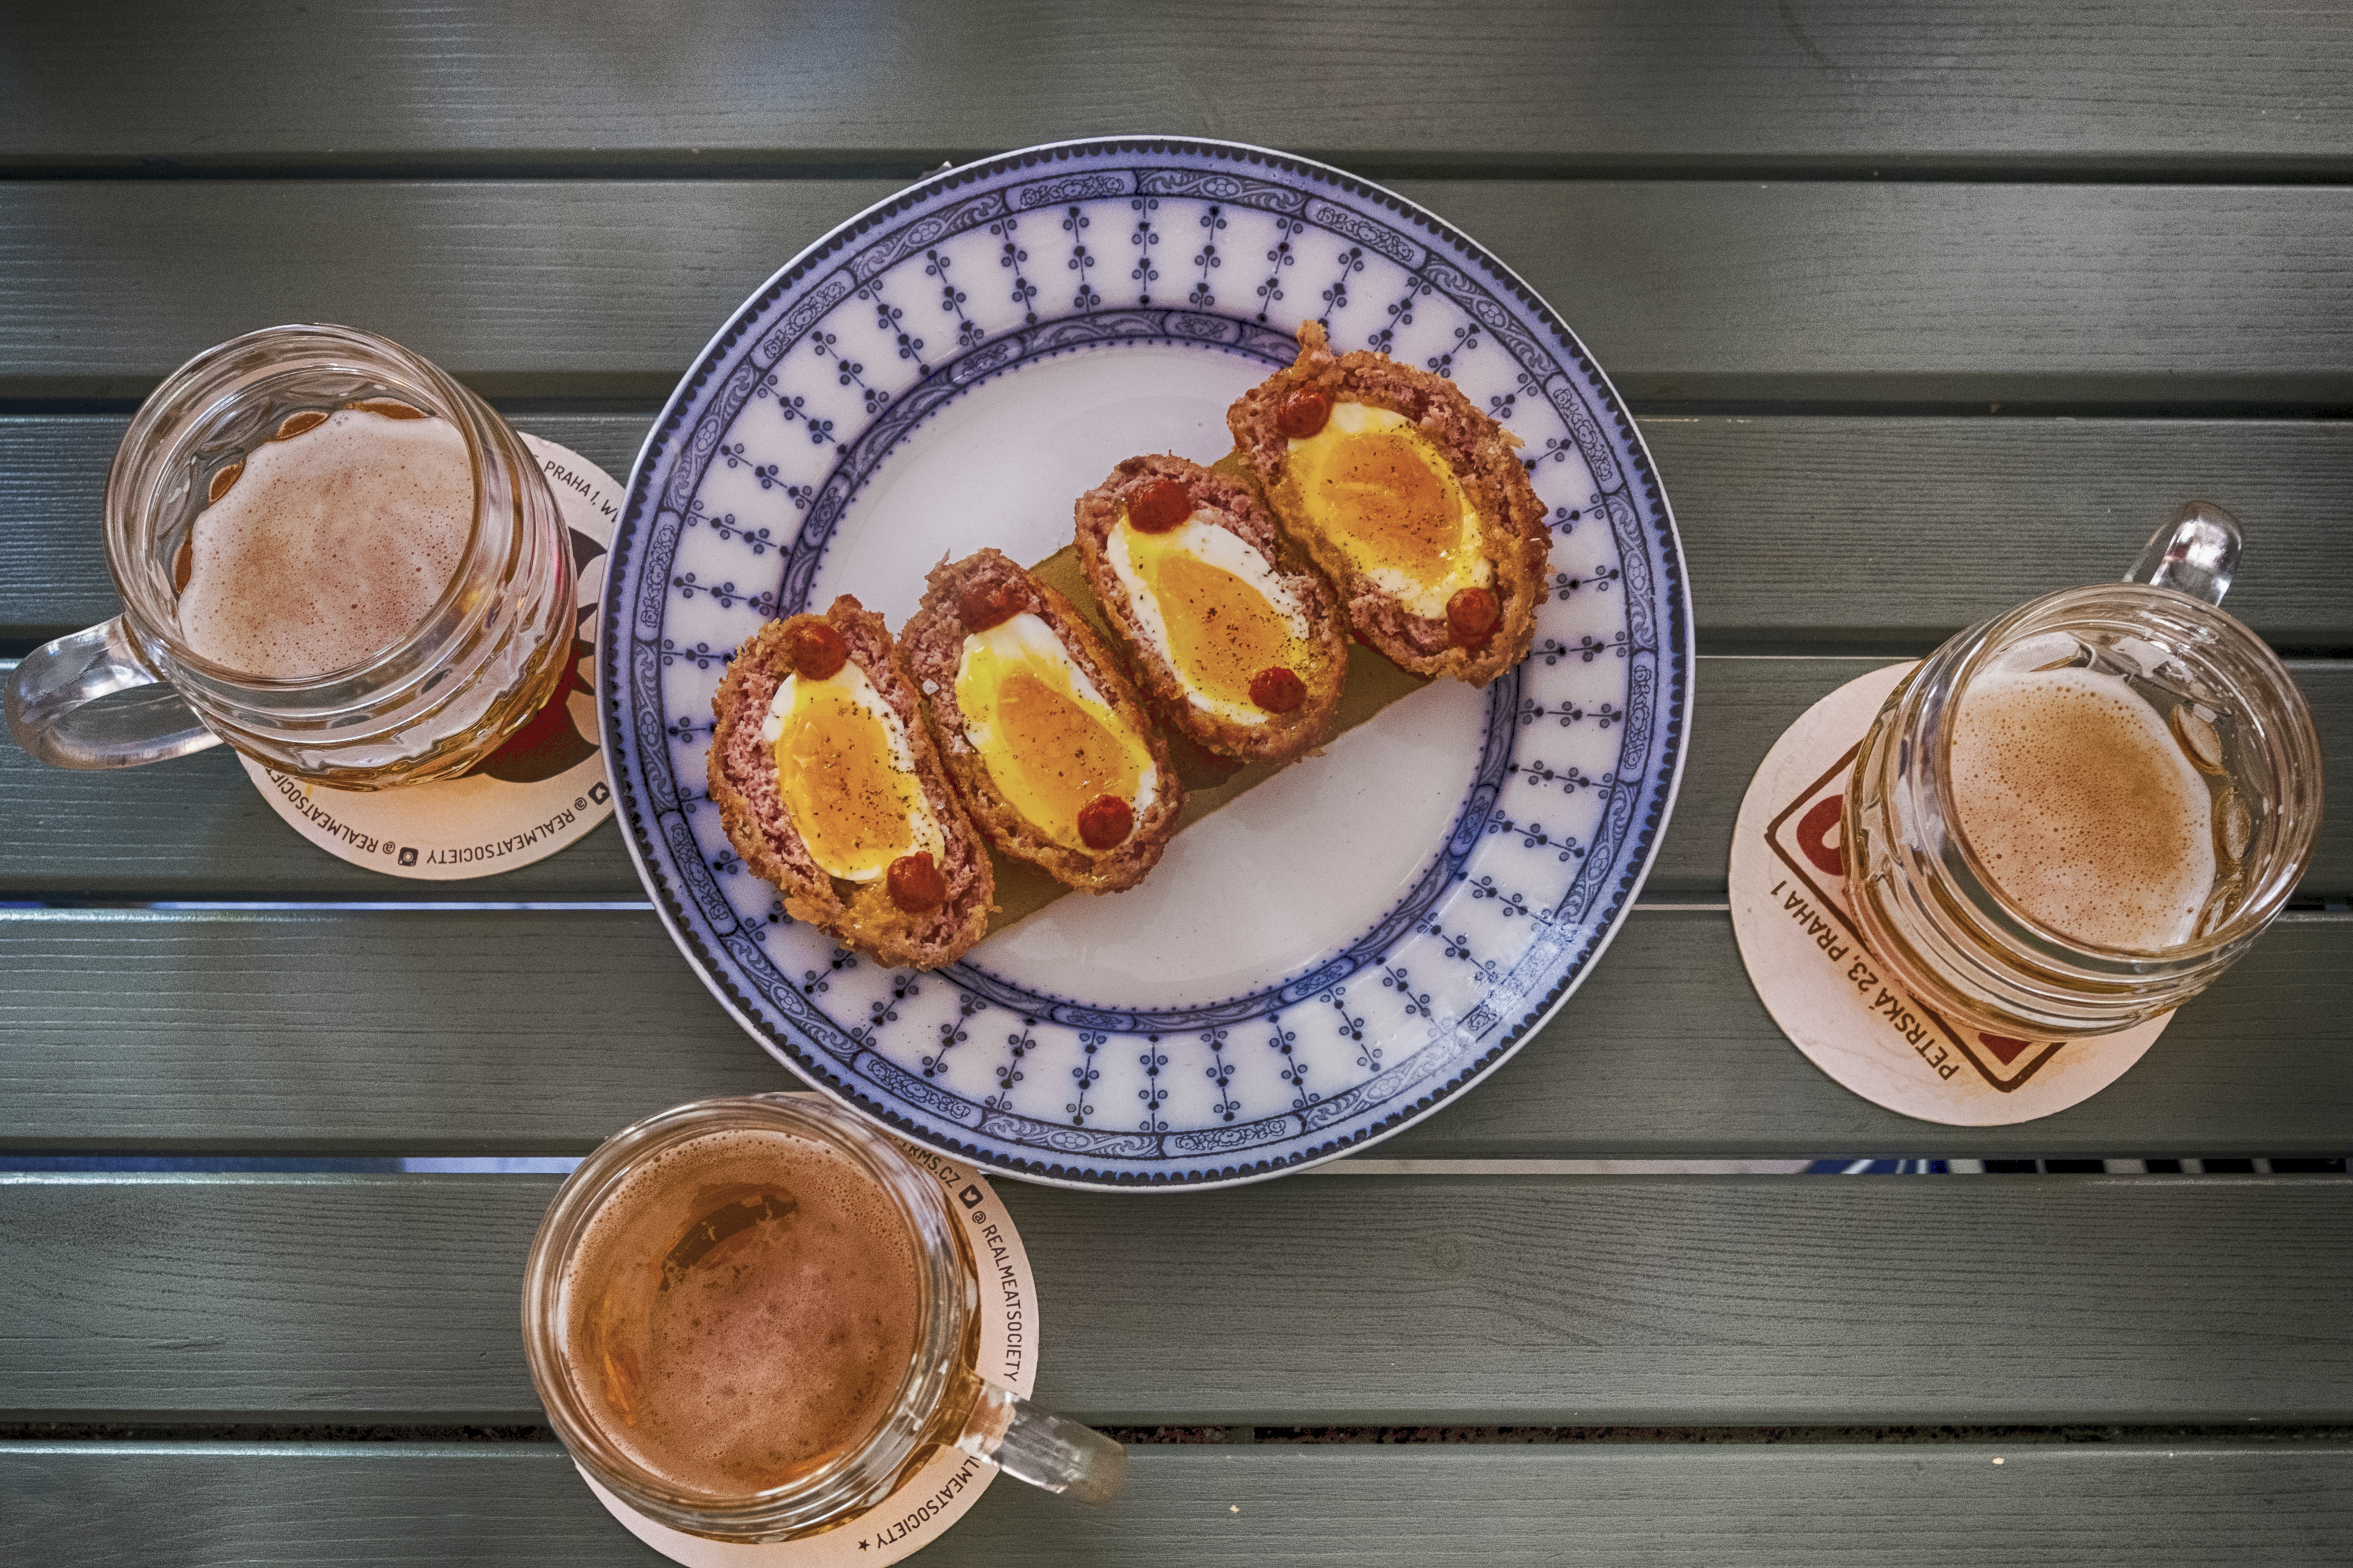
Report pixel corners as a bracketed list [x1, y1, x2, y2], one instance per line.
[815, 344, 1268, 626]
[977, 678, 1484, 1006]
[809, 340, 1489, 1008]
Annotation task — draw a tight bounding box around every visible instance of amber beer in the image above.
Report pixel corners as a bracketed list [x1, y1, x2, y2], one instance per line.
[563, 1126, 926, 1494]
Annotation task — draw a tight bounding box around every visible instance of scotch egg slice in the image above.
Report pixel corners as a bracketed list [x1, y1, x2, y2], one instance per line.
[1281, 401, 1495, 619]
[761, 660, 945, 881]
[1107, 509, 1315, 727]
[954, 612, 1159, 850]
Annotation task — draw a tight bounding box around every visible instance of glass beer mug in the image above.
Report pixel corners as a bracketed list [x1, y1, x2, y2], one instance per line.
[1842, 503, 2323, 1040]
[523, 1095, 1125, 1542]
[4, 324, 574, 789]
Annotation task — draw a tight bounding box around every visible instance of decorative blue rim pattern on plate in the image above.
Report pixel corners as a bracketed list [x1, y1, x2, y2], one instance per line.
[601, 137, 1691, 1189]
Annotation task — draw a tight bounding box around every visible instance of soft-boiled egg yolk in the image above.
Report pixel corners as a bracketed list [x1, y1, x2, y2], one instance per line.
[955, 613, 1158, 851]
[1284, 401, 1493, 619]
[1109, 513, 1311, 726]
[761, 661, 943, 882]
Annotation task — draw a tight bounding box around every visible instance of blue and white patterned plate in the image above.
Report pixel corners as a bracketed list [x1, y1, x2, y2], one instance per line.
[602, 137, 1690, 1189]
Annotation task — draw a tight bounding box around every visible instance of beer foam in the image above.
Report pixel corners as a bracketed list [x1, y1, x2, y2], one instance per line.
[177, 408, 474, 678]
[565, 1127, 925, 1499]
[1949, 665, 2216, 952]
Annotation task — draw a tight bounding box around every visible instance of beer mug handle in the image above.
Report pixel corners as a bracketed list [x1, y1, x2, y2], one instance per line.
[954, 1376, 1128, 1506]
[4, 615, 222, 768]
[2127, 500, 2241, 607]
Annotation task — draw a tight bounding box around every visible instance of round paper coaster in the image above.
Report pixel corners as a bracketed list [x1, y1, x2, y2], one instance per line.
[1728, 662, 2171, 1126]
[240, 434, 619, 878]
[578, 1139, 1041, 1566]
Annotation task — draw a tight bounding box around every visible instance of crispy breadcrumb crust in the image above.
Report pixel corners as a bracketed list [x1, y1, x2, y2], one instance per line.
[902, 549, 1183, 893]
[1225, 319, 1550, 685]
[1073, 453, 1347, 765]
[707, 595, 993, 969]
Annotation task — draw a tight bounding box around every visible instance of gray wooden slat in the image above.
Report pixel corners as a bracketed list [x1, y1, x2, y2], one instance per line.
[1640, 417, 2353, 653]
[0, 180, 893, 404]
[1, 908, 2346, 1160]
[2, 1173, 2347, 1424]
[6, 654, 2345, 903]
[2, 182, 2350, 406]
[6, 2, 2352, 171]
[13, 413, 2353, 650]
[6, 1442, 2349, 1567]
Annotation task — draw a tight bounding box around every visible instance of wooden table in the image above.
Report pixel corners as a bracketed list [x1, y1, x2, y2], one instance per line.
[4, 6, 2350, 1562]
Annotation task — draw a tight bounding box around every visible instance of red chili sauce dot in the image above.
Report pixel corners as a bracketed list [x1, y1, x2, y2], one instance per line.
[1127, 477, 1193, 534]
[886, 851, 948, 914]
[1077, 794, 1134, 851]
[1275, 383, 1333, 439]
[958, 580, 1025, 632]
[785, 620, 849, 681]
[1249, 666, 1307, 713]
[1446, 586, 1500, 649]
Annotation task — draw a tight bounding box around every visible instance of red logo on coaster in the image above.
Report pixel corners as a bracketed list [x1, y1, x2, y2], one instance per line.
[1762, 747, 2065, 1092]
[1793, 794, 1846, 878]
[1974, 1034, 2035, 1067]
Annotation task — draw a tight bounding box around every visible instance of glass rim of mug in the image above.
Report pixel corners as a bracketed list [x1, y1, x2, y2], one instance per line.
[1924, 580, 2323, 964]
[108, 321, 513, 691]
[520, 1093, 974, 1541]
